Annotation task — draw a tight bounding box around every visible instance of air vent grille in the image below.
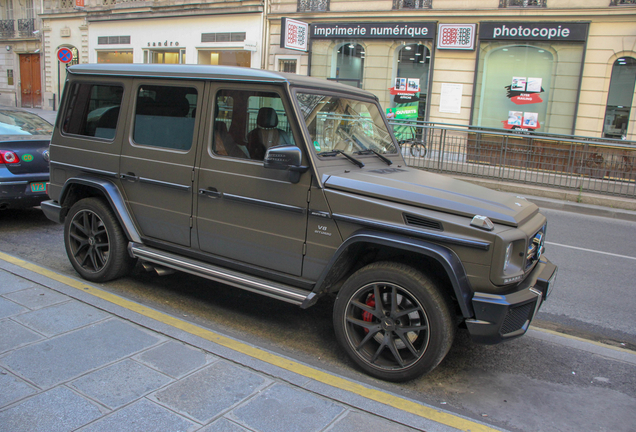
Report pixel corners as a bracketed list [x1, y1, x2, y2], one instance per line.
[403, 214, 443, 231]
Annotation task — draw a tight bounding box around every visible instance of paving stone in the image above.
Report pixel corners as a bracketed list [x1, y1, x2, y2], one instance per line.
[152, 361, 269, 424]
[0, 386, 103, 432]
[230, 383, 345, 432]
[14, 300, 109, 337]
[0, 319, 161, 388]
[3, 286, 67, 310]
[199, 418, 251, 432]
[0, 270, 39, 294]
[70, 359, 173, 409]
[0, 319, 42, 354]
[78, 398, 197, 432]
[0, 367, 37, 408]
[325, 410, 419, 432]
[0, 297, 28, 319]
[135, 340, 208, 378]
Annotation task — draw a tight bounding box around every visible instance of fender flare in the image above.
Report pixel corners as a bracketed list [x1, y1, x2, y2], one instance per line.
[59, 175, 142, 244]
[302, 230, 474, 317]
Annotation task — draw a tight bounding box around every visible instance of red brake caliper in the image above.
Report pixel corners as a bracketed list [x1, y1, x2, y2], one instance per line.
[362, 294, 375, 333]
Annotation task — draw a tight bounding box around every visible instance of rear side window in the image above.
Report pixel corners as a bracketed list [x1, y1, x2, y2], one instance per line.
[133, 85, 197, 151]
[62, 83, 124, 140]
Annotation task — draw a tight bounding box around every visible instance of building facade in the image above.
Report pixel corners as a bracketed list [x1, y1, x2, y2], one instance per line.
[266, 0, 636, 140]
[0, 0, 43, 108]
[37, 0, 265, 111]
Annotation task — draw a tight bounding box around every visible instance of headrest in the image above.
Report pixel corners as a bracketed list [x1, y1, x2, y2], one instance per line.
[257, 107, 278, 129]
[214, 121, 228, 135]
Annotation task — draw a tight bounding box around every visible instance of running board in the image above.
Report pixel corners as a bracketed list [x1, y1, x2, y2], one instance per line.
[128, 242, 311, 306]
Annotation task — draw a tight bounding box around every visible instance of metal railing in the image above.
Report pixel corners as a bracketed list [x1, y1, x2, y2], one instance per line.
[393, 0, 432, 9]
[500, 0, 547, 7]
[392, 121, 636, 198]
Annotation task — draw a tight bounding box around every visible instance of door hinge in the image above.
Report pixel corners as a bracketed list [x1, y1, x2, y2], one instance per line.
[307, 189, 311, 203]
[191, 170, 195, 182]
[302, 243, 307, 255]
[189, 217, 193, 228]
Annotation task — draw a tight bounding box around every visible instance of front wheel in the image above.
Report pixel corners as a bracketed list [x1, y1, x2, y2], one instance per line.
[64, 197, 136, 282]
[333, 262, 454, 382]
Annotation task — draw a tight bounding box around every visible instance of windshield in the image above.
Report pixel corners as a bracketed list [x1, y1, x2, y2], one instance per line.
[295, 92, 397, 156]
[0, 110, 53, 136]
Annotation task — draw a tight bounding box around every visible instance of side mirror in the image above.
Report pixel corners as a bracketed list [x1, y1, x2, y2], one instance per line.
[264, 145, 309, 183]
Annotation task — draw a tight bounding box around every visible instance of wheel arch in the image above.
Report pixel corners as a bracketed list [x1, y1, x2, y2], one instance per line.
[303, 230, 474, 318]
[59, 175, 141, 243]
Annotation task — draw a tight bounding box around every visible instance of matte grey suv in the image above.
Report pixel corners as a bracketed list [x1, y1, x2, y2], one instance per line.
[42, 64, 557, 382]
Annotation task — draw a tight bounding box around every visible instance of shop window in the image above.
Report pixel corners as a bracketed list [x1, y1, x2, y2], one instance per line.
[499, 0, 546, 6]
[392, 0, 432, 9]
[197, 50, 251, 68]
[391, 43, 431, 129]
[603, 57, 636, 139]
[473, 43, 584, 135]
[298, 0, 329, 12]
[97, 50, 133, 64]
[330, 43, 364, 88]
[144, 49, 185, 64]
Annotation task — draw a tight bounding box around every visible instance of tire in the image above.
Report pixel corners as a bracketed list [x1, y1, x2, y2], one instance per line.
[333, 262, 454, 382]
[410, 143, 427, 158]
[64, 197, 136, 282]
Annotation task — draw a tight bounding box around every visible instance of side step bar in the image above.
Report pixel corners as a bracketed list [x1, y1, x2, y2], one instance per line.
[128, 242, 311, 306]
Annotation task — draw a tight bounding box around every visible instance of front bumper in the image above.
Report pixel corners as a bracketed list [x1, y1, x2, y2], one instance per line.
[465, 257, 557, 344]
[41, 199, 63, 223]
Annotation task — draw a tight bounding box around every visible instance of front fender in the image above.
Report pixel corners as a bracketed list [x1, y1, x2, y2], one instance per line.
[59, 175, 142, 243]
[302, 230, 474, 317]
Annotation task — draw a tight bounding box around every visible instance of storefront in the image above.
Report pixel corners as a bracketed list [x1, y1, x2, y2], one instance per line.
[303, 22, 437, 130]
[472, 22, 589, 135]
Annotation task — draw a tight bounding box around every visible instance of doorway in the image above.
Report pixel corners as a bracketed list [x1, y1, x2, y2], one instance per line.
[19, 53, 41, 108]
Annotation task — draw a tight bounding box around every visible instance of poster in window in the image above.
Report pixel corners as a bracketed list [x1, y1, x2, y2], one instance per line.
[407, 78, 420, 92]
[523, 112, 538, 128]
[508, 111, 522, 126]
[511, 77, 526, 91]
[526, 77, 542, 93]
[439, 83, 463, 114]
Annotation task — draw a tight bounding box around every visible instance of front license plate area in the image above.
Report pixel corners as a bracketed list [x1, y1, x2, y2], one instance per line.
[30, 182, 46, 193]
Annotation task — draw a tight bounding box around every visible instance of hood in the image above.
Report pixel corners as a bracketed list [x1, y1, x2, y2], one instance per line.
[323, 167, 538, 227]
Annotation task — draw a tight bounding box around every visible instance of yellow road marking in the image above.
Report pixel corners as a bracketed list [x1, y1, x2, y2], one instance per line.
[529, 326, 634, 355]
[0, 251, 498, 432]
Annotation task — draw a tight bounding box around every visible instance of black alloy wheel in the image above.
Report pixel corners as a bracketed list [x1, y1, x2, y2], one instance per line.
[64, 198, 135, 282]
[334, 262, 454, 382]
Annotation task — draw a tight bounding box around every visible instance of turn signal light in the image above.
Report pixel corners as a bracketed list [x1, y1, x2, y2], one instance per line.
[0, 150, 19, 164]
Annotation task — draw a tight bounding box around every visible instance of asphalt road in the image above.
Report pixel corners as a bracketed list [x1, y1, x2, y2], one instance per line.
[1, 205, 634, 432]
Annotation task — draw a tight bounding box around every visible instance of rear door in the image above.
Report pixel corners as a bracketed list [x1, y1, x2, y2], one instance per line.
[119, 80, 203, 247]
[194, 84, 311, 276]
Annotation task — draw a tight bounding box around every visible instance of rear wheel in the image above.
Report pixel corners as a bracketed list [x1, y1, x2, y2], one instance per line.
[64, 197, 135, 282]
[333, 262, 454, 382]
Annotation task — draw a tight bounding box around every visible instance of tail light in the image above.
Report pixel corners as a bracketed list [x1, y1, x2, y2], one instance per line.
[0, 150, 19, 164]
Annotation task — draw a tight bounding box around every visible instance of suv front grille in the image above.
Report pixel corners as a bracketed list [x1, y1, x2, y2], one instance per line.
[526, 225, 546, 270]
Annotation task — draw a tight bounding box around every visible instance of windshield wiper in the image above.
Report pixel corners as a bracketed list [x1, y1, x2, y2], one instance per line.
[318, 150, 365, 168]
[355, 149, 392, 166]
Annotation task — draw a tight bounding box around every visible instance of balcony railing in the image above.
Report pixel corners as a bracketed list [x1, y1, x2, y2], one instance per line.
[297, 0, 329, 12]
[18, 18, 35, 37]
[499, 0, 546, 7]
[610, 0, 636, 5]
[393, 0, 432, 9]
[0, 20, 15, 38]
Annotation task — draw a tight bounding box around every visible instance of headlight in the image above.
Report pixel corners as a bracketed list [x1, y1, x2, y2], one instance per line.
[503, 242, 513, 272]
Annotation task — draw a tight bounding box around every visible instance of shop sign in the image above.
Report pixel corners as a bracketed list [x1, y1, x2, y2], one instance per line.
[437, 24, 476, 50]
[281, 18, 309, 52]
[311, 22, 436, 40]
[479, 22, 588, 42]
[386, 104, 419, 120]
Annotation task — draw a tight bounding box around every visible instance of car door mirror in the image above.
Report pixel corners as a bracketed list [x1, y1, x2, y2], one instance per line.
[264, 145, 309, 183]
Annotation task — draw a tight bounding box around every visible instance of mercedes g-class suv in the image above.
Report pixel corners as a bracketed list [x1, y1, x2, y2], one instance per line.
[42, 64, 557, 382]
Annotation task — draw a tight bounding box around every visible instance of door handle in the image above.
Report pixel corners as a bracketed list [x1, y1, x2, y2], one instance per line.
[120, 172, 139, 182]
[198, 187, 221, 199]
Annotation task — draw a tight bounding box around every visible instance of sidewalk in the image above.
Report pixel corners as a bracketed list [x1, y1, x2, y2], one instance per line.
[0, 252, 499, 432]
